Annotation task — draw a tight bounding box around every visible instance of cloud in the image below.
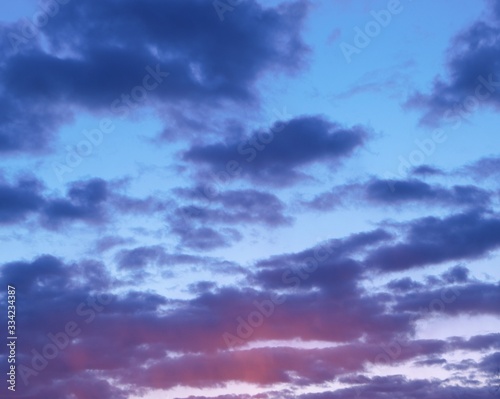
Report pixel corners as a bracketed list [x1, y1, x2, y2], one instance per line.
[0, 0, 310, 152]
[42, 178, 109, 226]
[253, 229, 391, 297]
[304, 178, 491, 211]
[365, 210, 500, 272]
[0, 249, 495, 396]
[183, 116, 369, 186]
[479, 351, 500, 375]
[166, 187, 293, 250]
[411, 165, 444, 176]
[174, 188, 292, 227]
[0, 176, 169, 230]
[115, 245, 242, 273]
[116, 245, 168, 270]
[0, 176, 44, 223]
[449, 333, 500, 352]
[464, 156, 500, 180]
[93, 235, 135, 253]
[386, 277, 424, 293]
[0, 255, 68, 293]
[441, 265, 470, 284]
[0, 93, 70, 153]
[364, 179, 490, 207]
[405, 0, 500, 125]
[395, 281, 500, 316]
[0, 254, 163, 396]
[298, 375, 492, 399]
[170, 223, 242, 251]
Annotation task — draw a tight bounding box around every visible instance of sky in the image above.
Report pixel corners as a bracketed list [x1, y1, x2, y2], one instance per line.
[0, 0, 500, 398]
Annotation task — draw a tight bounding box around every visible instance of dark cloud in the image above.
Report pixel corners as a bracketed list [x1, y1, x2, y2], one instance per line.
[479, 351, 500, 374]
[441, 265, 470, 284]
[93, 235, 134, 253]
[42, 178, 109, 227]
[0, 255, 158, 398]
[0, 255, 68, 293]
[0, 93, 71, 153]
[449, 333, 500, 352]
[171, 223, 242, 251]
[166, 187, 293, 250]
[112, 194, 171, 215]
[251, 230, 392, 299]
[0, 176, 44, 223]
[394, 282, 500, 316]
[406, 0, 500, 125]
[465, 156, 500, 180]
[174, 188, 292, 227]
[299, 375, 492, 399]
[387, 277, 424, 293]
[1, 180, 497, 398]
[0, 0, 309, 152]
[116, 245, 168, 270]
[18, 375, 128, 399]
[183, 116, 369, 186]
[413, 357, 447, 367]
[0, 177, 168, 230]
[175, 396, 257, 399]
[304, 179, 491, 211]
[188, 281, 218, 295]
[0, 250, 496, 397]
[116, 245, 247, 280]
[365, 180, 490, 207]
[367, 179, 440, 203]
[411, 165, 444, 176]
[365, 210, 500, 272]
[444, 358, 478, 372]
[114, 245, 230, 270]
[255, 229, 391, 270]
[301, 184, 348, 211]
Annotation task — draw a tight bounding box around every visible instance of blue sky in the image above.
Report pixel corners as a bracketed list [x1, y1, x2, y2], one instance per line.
[0, 0, 500, 398]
